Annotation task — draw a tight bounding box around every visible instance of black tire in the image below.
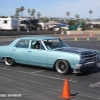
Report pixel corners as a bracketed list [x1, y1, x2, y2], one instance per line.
[4, 57, 15, 66]
[55, 60, 70, 75]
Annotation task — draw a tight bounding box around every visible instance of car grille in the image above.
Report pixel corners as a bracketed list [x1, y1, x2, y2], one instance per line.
[81, 53, 97, 63]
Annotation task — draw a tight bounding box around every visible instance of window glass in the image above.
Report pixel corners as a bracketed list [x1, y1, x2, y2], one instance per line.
[31, 40, 45, 50]
[15, 40, 29, 48]
[43, 39, 67, 49]
[4, 20, 7, 24]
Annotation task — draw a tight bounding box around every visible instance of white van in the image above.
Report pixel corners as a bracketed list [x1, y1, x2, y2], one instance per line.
[0, 17, 18, 30]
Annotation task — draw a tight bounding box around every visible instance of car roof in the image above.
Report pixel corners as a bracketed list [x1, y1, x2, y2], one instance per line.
[18, 36, 59, 40]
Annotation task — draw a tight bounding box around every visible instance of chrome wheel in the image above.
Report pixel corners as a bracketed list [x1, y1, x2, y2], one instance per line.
[4, 57, 15, 66]
[55, 60, 70, 74]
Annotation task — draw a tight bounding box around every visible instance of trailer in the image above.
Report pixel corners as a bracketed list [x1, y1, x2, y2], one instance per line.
[0, 17, 18, 31]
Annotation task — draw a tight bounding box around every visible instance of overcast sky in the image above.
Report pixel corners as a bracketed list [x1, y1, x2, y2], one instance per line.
[0, 0, 100, 19]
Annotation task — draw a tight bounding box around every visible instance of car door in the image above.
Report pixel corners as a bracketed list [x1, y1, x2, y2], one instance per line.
[12, 39, 29, 64]
[27, 40, 48, 67]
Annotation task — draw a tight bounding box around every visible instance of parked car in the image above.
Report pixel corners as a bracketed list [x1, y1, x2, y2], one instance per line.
[54, 23, 69, 31]
[0, 36, 100, 74]
[45, 24, 58, 31]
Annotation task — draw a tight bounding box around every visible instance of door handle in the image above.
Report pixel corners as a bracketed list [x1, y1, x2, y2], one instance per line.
[13, 50, 16, 51]
[28, 51, 32, 52]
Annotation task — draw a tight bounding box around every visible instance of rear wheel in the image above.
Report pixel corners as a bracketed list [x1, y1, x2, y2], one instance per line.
[4, 57, 15, 66]
[55, 60, 70, 75]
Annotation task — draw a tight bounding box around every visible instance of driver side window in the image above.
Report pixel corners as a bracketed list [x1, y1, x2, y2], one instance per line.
[31, 40, 45, 50]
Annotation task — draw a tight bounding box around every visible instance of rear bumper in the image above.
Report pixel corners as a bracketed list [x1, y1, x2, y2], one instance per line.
[73, 59, 100, 73]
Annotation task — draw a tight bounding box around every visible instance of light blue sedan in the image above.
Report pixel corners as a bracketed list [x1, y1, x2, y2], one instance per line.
[0, 36, 100, 74]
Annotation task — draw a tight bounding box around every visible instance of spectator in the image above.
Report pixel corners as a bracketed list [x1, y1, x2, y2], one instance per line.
[26, 19, 30, 32]
[90, 25, 93, 29]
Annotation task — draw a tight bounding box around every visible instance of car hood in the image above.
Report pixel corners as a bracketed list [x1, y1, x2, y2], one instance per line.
[54, 47, 97, 55]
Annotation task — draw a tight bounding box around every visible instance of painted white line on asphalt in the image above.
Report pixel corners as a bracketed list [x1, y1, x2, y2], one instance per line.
[0, 70, 100, 99]
[78, 93, 100, 99]
[0, 67, 44, 74]
[33, 73, 77, 83]
[0, 67, 32, 74]
[0, 67, 77, 83]
[89, 82, 100, 87]
[71, 89, 100, 99]
[29, 70, 45, 74]
[0, 76, 99, 100]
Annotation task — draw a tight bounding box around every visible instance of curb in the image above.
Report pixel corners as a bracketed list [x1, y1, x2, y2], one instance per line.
[0, 31, 61, 36]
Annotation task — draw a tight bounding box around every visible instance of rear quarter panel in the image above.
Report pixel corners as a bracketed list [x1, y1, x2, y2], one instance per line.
[0, 46, 12, 58]
[0, 38, 19, 59]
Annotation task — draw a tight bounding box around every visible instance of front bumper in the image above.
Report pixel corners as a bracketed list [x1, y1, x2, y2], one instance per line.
[73, 59, 100, 73]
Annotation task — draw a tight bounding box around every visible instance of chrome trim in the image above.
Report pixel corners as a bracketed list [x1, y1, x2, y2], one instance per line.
[80, 53, 98, 64]
[81, 53, 97, 57]
[84, 55, 96, 60]
[74, 59, 100, 73]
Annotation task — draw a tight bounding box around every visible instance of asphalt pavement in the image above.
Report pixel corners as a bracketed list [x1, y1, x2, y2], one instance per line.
[0, 36, 100, 100]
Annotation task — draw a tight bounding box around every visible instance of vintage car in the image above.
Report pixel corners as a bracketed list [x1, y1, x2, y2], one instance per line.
[0, 36, 100, 75]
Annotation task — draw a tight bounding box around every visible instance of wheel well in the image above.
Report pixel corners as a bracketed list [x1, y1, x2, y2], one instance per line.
[53, 59, 71, 69]
[2, 57, 15, 61]
[2, 57, 5, 60]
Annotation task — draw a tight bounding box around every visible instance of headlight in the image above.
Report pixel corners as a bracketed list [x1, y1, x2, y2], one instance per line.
[80, 59, 85, 63]
[79, 56, 85, 63]
[96, 53, 100, 60]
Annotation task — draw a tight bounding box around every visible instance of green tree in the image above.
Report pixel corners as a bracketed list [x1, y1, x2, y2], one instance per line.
[14, 13, 19, 18]
[15, 8, 20, 17]
[75, 14, 80, 19]
[37, 12, 41, 19]
[0, 16, 6, 18]
[27, 8, 31, 17]
[20, 6, 25, 17]
[66, 12, 70, 19]
[16, 8, 20, 15]
[31, 9, 36, 19]
[89, 10, 92, 20]
[40, 17, 49, 22]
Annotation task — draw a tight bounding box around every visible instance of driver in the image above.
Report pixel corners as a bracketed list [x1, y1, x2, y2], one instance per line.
[34, 41, 40, 49]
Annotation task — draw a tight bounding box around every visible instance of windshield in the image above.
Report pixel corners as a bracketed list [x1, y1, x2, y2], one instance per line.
[43, 38, 68, 49]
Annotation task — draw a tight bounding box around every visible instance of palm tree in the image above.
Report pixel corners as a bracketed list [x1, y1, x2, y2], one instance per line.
[75, 14, 80, 20]
[20, 6, 25, 17]
[37, 12, 41, 19]
[89, 10, 93, 20]
[15, 13, 18, 17]
[66, 12, 70, 19]
[31, 9, 36, 19]
[27, 8, 31, 17]
[15, 8, 20, 17]
[14, 13, 19, 18]
[16, 8, 20, 14]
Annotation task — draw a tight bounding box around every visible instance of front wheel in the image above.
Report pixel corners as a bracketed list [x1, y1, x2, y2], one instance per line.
[55, 60, 70, 75]
[4, 57, 15, 66]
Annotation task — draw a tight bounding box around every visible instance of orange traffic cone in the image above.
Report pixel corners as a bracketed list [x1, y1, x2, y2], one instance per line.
[60, 35, 63, 39]
[73, 36, 76, 38]
[82, 35, 86, 38]
[60, 79, 74, 100]
[92, 34, 95, 37]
